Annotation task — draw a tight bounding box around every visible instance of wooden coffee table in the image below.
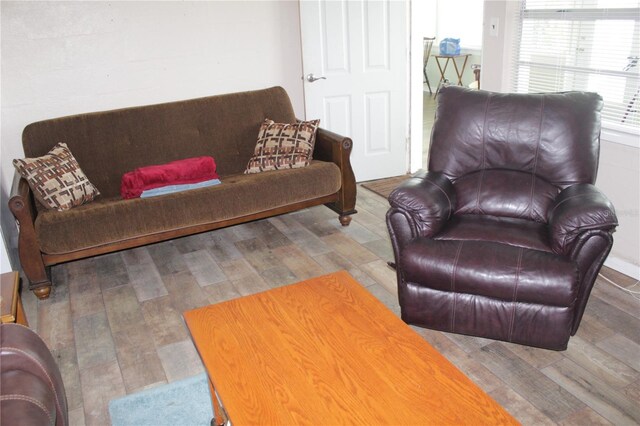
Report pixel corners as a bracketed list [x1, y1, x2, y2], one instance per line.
[184, 271, 516, 425]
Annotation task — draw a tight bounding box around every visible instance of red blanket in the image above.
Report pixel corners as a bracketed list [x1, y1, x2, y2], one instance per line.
[121, 156, 218, 199]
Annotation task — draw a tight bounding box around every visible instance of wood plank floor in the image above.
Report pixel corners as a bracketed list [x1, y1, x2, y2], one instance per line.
[20, 185, 640, 426]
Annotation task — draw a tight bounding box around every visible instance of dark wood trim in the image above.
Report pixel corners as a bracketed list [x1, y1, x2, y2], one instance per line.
[314, 128, 357, 219]
[9, 177, 52, 299]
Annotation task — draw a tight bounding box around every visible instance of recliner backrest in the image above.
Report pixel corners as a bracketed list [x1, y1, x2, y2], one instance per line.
[429, 86, 603, 188]
[428, 86, 603, 222]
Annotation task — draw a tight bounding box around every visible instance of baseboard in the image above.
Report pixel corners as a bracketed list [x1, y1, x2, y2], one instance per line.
[604, 255, 640, 281]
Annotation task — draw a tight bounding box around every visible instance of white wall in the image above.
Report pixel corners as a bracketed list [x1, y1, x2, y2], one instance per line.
[0, 1, 304, 268]
[596, 140, 640, 279]
[0, 229, 12, 273]
[481, 0, 519, 91]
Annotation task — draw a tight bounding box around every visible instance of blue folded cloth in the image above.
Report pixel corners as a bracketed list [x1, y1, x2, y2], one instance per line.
[140, 178, 221, 198]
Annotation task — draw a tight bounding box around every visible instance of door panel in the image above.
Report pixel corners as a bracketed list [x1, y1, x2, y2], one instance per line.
[322, 1, 350, 73]
[300, 0, 408, 182]
[364, 0, 389, 70]
[365, 92, 390, 154]
[324, 96, 352, 137]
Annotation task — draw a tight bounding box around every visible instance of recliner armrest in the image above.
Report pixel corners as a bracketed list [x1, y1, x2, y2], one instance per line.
[388, 170, 456, 238]
[548, 184, 618, 256]
[1, 323, 69, 426]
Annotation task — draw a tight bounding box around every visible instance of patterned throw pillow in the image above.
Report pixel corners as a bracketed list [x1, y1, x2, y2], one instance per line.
[13, 143, 100, 211]
[245, 119, 320, 174]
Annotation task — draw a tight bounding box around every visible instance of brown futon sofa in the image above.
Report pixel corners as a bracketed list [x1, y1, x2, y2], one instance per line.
[10, 87, 356, 299]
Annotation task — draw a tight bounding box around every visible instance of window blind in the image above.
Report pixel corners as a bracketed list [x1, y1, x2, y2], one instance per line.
[510, 0, 640, 133]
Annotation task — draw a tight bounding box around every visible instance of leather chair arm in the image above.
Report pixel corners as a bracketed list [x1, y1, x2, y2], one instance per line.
[1, 323, 69, 426]
[548, 184, 618, 256]
[388, 170, 456, 238]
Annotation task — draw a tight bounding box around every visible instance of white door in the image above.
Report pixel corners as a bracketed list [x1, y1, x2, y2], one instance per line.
[299, 0, 409, 182]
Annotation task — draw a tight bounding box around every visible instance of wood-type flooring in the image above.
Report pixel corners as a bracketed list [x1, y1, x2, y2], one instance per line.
[21, 185, 640, 426]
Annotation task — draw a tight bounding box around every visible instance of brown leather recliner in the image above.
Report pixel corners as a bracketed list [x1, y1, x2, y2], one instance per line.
[1, 323, 69, 426]
[387, 86, 618, 351]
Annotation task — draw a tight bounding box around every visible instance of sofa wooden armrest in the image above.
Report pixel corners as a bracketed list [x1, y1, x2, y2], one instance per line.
[313, 127, 357, 225]
[9, 176, 52, 299]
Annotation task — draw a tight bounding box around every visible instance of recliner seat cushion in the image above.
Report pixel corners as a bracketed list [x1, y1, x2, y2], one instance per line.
[434, 214, 553, 253]
[36, 161, 341, 254]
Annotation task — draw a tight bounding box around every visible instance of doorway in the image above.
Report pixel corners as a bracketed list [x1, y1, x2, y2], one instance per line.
[410, 0, 484, 172]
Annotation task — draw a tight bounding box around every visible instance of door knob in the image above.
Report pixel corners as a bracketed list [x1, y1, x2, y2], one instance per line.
[305, 73, 327, 83]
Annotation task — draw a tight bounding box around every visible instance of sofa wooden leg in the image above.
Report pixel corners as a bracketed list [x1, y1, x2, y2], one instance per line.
[339, 215, 352, 226]
[32, 284, 52, 300]
[19, 249, 52, 299]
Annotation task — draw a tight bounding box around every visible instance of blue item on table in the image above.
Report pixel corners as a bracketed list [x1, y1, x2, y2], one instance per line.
[439, 38, 461, 55]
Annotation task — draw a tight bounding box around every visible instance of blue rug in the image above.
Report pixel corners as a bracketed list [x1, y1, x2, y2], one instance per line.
[109, 373, 213, 426]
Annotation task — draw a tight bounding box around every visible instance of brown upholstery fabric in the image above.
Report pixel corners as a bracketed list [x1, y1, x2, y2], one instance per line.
[22, 87, 297, 198]
[36, 161, 341, 254]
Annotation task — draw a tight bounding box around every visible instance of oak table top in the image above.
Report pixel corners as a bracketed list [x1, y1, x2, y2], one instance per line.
[184, 271, 517, 425]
